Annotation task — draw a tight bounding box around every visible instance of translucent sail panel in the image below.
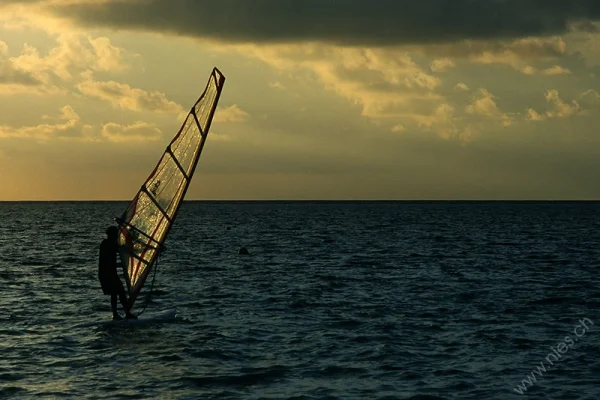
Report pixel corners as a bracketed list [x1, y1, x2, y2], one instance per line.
[118, 193, 169, 296]
[172, 114, 201, 176]
[116, 67, 225, 306]
[171, 68, 225, 165]
[146, 152, 189, 218]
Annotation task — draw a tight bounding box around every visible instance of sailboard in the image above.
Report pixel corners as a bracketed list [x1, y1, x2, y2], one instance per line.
[73, 309, 177, 328]
[115, 67, 226, 313]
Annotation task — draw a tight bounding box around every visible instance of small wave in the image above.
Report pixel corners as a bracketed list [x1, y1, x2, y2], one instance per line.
[329, 318, 362, 329]
[148, 289, 169, 297]
[159, 353, 183, 362]
[18, 258, 52, 267]
[182, 366, 288, 388]
[456, 292, 478, 302]
[0, 387, 27, 397]
[528, 296, 578, 305]
[61, 256, 87, 265]
[314, 365, 368, 377]
[0, 372, 24, 382]
[189, 348, 237, 361]
[39, 264, 63, 274]
[289, 299, 318, 309]
[512, 337, 545, 350]
[487, 241, 521, 246]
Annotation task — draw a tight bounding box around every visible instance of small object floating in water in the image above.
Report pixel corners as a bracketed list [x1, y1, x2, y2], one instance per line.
[238, 247, 250, 255]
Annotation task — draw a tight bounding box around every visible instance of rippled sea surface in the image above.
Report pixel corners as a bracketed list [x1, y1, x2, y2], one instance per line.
[1, 201, 599, 399]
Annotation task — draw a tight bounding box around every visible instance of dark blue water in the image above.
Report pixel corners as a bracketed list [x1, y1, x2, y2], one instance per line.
[0, 201, 599, 399]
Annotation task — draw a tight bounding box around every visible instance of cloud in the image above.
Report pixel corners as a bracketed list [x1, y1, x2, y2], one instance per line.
[227, 42, 537, 142]
[391, 124, 406, 133]
[0, 0, 46, 6]
[430, 58, 455, 72]
[101, 121, 162, 142]
[268, 81, 286, 90]
[581, 89, 600, 102]
[566, 22, 600, 66]
[89, 36, 129, 72]
[0, 104, 164, 143]
[541, 65, 572, 75]
[462, 37, 570, 75]
[411, 103, 478, 143]
[0, 40, 47, 93]
[0, 0, 87, 34]
[402, 87, 516, 141]
[0, 105, 94, 140]
[465, 88, 512, 125]
[466, 89, 501, 117]
[77, 79, 184, 114]
[46, 0, 600, 46]
[215, 104, 250, 123]
[526, 108, 546, 121]
[238, 44, 442, 118]
[412, 103, 458, 138]
[527, 89, 585, 120]
[453, 83, 469, 92]
[7, 33, 132, 93]
[545, 89, 583, 118]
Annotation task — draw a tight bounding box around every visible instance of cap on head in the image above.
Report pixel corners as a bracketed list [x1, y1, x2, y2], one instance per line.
[106, 226, 119, 238]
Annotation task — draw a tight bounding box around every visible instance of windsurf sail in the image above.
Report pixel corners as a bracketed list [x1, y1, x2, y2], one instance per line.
[115, 67, 225, 308]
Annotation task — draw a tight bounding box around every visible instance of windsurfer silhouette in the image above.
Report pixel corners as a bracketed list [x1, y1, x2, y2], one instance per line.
[98, 226, 137, 320]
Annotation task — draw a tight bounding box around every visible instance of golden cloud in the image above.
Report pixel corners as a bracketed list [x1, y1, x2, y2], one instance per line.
[0, 105, 94, 140]
[101, 121, 162, 142]
[77, 79, 184, 114]
[430, 58, 455, 72]
[229, 43, 443, 119]
[215, 104, 250, 123]
[527, 89, 587, 121]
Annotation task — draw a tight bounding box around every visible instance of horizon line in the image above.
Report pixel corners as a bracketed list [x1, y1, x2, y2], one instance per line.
[1, 199, 600, 203]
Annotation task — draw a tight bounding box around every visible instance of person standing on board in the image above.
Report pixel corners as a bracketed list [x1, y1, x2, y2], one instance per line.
[98, 226, 137, 320]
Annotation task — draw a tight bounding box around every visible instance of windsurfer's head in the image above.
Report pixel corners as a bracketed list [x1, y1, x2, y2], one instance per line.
[106, 226, 119, 239]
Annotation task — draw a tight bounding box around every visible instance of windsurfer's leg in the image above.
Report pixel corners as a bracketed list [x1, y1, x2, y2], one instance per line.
[117, 282, 137, 319]
[111, 294, 122, 320]
[118, 287, 128, 311]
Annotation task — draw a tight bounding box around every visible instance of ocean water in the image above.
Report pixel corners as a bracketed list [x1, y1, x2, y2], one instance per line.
[0, 201, 599, 399]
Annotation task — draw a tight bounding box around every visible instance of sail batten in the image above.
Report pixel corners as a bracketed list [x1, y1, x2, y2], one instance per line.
[166, 148, 191, 181]
[115, 68, 226, 307]
[191, 109, 205, 137]
[141, 186, 173, 223]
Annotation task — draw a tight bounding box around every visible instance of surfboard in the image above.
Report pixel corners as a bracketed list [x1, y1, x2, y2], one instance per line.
[73, 308, 177, 328]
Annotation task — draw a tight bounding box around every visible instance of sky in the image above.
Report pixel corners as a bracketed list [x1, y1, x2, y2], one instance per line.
[1, 0, 600, 200]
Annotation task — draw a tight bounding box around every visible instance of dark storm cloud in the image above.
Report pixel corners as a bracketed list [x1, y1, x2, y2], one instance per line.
[49, 0, 600, 45]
